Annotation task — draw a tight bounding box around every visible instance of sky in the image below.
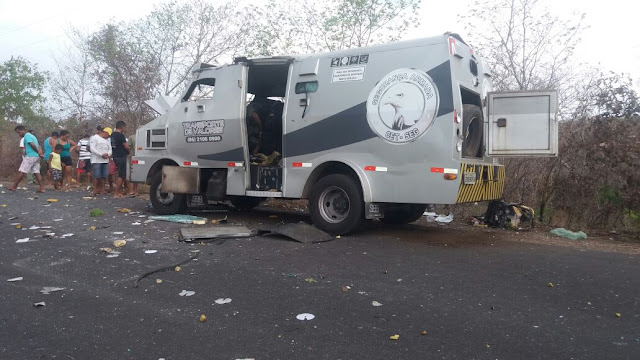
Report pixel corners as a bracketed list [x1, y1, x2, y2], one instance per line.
[0, 0, 638, 82]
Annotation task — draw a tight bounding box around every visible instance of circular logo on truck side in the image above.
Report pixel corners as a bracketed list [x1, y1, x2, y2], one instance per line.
[366, 68, 439, 144]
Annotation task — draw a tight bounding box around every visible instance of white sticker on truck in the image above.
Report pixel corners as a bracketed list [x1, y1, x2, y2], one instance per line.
[332, 66, 366, 83]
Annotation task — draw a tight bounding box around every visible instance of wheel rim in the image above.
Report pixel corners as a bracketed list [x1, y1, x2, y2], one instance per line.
[318, 186, 350, 223]
[156, 183, 175, 205]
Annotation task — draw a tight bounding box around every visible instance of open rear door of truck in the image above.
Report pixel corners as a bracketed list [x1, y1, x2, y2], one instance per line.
[486, 90, 558, 157]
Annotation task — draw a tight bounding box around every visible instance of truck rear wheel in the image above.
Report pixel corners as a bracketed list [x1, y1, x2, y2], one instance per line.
[229, 196, 263, 211]
[309, 174, 364, 235]
[150, 170, 186, 215]
[380, 204, 427, 225]
[462, 104, 483, 158]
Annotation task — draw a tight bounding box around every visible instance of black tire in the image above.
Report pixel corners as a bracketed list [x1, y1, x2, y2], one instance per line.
[229, 196, 263, 211]
[150, 170, 186, 215]
[380, 204, 427, 225]
[309, 174, 364, 235]
[462, 104, 483, 158]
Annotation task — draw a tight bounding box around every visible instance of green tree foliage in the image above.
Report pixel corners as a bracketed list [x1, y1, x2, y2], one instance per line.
[252, 0, 422, 56]
[0, 57, 48, 122]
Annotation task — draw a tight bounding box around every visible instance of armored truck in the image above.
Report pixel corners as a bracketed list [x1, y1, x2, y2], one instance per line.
[130, 33, 558, 235]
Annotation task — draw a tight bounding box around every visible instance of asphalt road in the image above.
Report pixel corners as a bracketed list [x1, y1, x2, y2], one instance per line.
[1, 186, 639, 359]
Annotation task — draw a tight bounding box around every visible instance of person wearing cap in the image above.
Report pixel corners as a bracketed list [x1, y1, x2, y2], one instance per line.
[89, 127, 112, 196]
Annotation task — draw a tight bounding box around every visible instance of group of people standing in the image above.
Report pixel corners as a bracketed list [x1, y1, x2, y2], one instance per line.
[8, 121, 136, 198]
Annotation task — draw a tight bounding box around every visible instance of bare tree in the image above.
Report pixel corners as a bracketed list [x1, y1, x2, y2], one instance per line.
[464, 0, 586, 117]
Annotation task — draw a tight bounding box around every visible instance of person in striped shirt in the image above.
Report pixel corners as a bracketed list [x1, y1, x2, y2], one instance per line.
[75, 135, 92, 185]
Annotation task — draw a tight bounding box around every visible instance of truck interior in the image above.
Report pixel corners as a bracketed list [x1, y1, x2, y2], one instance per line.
[243, 58, 291, 191]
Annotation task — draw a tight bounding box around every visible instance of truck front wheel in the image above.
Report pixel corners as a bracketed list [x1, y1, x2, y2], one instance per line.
[380, 204, 427, 225]
[150, 170, 186, 215]
[309, 174, 364, 235]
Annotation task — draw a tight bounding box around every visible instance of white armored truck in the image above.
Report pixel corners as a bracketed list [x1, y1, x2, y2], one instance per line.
[130, 33, 558, 235]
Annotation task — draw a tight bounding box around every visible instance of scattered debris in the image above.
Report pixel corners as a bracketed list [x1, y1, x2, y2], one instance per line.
[89, 209, 104, 217]
[180, 226, 254, 242]
[156, 279, 163, 284]
[174, 266, 181, 272]
[89, 226, 97, 231]
[341, 286, 350, 292]
[106, 254, 119, 258]
[550, 228, 587, 240]
[481, 201, 535, 230]
[60, 233, 74, 238]
[179, 290, 195, 297]
[215, 298, 232, 304]
[28, 225, 40, 230]
[143, 219, 155, 224]
[82, 196, 93, 200]
[133, 253, 199, 288]
[117, 208, 132, 213]
[46, 199, 58, 203]
[0, 204, 7, 208]
[434, 213, 454, 224]
[210, 216, 228, 225]
[8, 216, 18, 220]
[421, 330, 428, 336]
[547, 282, 554, 288]
[389, 334, 400, 340]
[616, 313, 621, 318]
[372, 301, 383, 307]
[100, 247, 113, 253]
[269, 215, 278, 219]
[305, 277, 317, 283]
[33, 302, 46, 307]
[16, 238, 29, 243]
[40, 287, 65, 294]
[296, 313, 315, 320]
[15, 224, 22, 229]
[7, 277, 23, 282]
[199, 314, 207, 322]
[53, 219, 63, 221]
[144, 250, 158, 254]
[113, 231, 124, 235]
[132, 222, 142, 226]
[259, 222, 334, 243]
[113, 240, 127, 248]
[149, 214, 207, 224]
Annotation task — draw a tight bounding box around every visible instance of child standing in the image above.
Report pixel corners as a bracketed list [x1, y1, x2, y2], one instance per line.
[49, 144, 63, 190]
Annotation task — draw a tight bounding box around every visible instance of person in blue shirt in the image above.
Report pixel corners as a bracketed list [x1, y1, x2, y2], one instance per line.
[8, 125, 45, 192]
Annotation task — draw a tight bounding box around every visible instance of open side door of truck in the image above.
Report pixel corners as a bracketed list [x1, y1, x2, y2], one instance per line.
[486, 90, 558, 157]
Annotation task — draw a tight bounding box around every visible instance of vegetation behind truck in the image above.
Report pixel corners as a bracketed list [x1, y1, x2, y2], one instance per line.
[130, 33, 558, 235]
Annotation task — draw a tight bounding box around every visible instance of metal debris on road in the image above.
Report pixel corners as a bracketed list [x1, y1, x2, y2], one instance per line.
[132, 222, 142, 225]
[199, 314, 207, 322]
[296, 313, 315, 320]
[156, 279, 163, 284]
[113, 232, 124, 235]
[15, 238, 29, 243]
[53, 219, 63, 221]
[214, 298, 232, 304]
[7, 277, 23, 282]
[46, 199, 58, 203]
[180, 226, 254, 242]
[341, 286, 350, 292]
[547, 282, 554, 288]
[144, 250, 158, 254]
[179, 290, 195, 297]
[421, 330, 428, 335]
[389, 334, 400, 340]
[106, 254, 119, 258]
[616, 312, 621, 318]
[60, 233, 74, 238]
[40, 287, 65, 294]
[149, 214, 207, 224]
[372, 301, 383, 307]
[259, 222, 334, 243]
[33, 302, 46, 307]
[100, 247, 113, 253]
